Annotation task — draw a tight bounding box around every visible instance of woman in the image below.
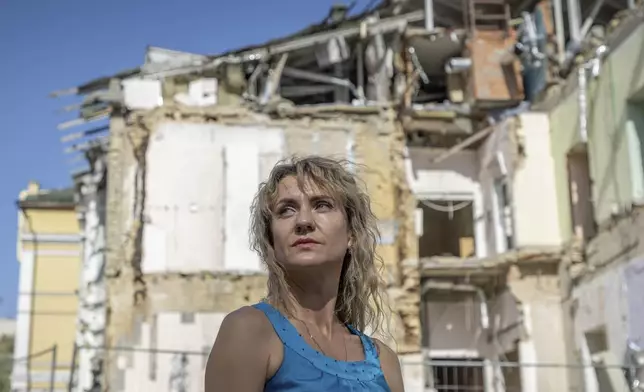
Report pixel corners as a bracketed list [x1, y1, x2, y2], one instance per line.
[205, 156, 404, 392]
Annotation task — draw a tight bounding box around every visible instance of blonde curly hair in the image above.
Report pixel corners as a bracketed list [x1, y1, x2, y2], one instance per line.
[249, 156, 388, 334]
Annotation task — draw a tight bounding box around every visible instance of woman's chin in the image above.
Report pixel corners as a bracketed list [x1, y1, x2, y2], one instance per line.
[284, 255, 334, 269]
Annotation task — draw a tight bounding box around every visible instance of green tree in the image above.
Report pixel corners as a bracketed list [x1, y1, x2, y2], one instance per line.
[0, 335, 14, 392]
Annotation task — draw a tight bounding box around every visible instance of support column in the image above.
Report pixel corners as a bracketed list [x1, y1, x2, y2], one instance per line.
[365, 22, 393, 103]
[75, 155, 108, 392]
[424, 0, 434, 30]
[566, 0, 581, 42]
[552, 0, 566, 63]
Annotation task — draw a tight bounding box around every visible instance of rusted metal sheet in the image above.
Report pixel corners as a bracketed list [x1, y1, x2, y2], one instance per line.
[536, 0, 555, 36]
[466, 30, 524, 104]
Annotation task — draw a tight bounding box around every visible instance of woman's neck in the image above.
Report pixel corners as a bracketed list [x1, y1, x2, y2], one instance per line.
[284, 270, 342, 337]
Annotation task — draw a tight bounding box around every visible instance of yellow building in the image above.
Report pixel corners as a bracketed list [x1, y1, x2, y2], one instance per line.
[12, 181, 80, 391]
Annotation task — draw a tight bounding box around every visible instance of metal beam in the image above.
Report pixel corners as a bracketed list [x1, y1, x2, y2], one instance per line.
[282, 67, 359, 97]
[425, 0, 435, 30]
[57, 112, 109, 131]
[567, 0, 582, 42]
[432, 126, 494, 164]
[553, 0, 566, 63]
[280, 85, 336, 97]
[60, 126, 109, 143]
[580, 0, 606, 38]
[236, 10, 423, 59]
[356, 41, 365, 102]
[260, 53, 288, 104]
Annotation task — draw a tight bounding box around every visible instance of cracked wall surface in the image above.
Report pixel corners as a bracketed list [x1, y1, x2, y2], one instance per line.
[102, 104, 419, 390]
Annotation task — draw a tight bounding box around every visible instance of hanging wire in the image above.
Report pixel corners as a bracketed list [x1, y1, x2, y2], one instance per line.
[419, 199, 473, 220]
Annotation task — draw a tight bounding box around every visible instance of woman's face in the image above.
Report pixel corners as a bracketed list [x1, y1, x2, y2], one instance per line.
[270, 175, 350, 270]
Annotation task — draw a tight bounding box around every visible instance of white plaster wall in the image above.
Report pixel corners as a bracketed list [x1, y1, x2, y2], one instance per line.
[142, 123, 284, 274]
[512, 113, 563, 247]
[572, 264, 631, 364]
[121, 312, 226, 392]
[529, 300, 572, 391]
[11, 250, 34, 391]
[570, 257, 644, 390]
[407, 148, 479, 199]
[399, 353, 424, 392]
[478, 119, 518, 256]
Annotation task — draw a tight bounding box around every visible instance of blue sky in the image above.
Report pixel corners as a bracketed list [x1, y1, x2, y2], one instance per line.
[0, 0, 371, 318]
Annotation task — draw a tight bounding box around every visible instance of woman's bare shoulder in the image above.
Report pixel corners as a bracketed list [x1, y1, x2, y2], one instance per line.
[205, 306, 276, 391]
[372, 338, 404, 392]
[218, 305, 274, 341]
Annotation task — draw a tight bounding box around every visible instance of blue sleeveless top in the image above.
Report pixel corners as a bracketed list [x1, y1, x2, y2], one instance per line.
[253, 302, 391, 392]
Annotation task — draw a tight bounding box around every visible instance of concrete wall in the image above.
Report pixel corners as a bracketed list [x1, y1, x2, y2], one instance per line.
[549, 22, 644, 240]
[571, 255, 644, 391]
[143, 122, 285, 273]
[512, 113, 563, 248]
[103, 105, 419, 390]
[119, 312, 224, 392]
[508, 264, 570, 392]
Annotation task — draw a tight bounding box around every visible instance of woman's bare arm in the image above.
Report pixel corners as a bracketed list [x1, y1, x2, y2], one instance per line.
[374, 339, 405, 392]
[204, 307, 272, 392]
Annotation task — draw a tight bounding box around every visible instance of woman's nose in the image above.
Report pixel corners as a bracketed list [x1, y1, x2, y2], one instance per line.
[294, 209, 314, 235]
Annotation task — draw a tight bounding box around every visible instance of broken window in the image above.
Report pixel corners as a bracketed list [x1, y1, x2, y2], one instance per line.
[566, 146, 596, 242]
[417, 200, 475, 258]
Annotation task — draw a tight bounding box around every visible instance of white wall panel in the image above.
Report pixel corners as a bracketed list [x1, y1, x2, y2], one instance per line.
[224, 144, 260, 271]
[121, 312, 226, 392]
[11, 251, 34, 390]
[143, 124, 225, 273]
[143, 122, 284, 273]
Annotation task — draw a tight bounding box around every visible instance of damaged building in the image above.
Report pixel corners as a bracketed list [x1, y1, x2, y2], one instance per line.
[47, 0, 644, 391]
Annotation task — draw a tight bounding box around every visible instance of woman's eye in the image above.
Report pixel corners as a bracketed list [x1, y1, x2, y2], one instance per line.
[278, 206, 295, 216]
[315, 201, 332, 210]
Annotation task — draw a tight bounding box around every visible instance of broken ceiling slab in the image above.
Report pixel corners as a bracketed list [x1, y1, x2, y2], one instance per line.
[401, 107, 473, 136]
[57, 109, 111, 131]
[275, 103, 384, 118]
[142, 46, 212, 76]
[50, 67, 140, 98]
[420, 246, 564, 277]
[145, 46, 209, 66]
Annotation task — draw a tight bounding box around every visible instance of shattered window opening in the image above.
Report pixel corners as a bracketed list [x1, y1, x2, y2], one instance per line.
[418, 199, 476, 258]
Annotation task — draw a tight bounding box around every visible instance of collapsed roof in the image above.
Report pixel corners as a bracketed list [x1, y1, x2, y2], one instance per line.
[50, 0, 640, 160]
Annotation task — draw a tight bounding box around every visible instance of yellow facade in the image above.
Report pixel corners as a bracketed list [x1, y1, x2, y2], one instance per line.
[15, 182, 80, 391]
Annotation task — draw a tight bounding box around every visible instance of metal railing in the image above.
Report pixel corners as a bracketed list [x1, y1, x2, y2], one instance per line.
[410, 358, 644, 392]
[6, 345, 644, 392]
[68, 345, 210, 392]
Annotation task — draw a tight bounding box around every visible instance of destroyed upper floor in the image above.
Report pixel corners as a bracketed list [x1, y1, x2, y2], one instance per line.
[53, 0, 641, 154]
